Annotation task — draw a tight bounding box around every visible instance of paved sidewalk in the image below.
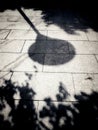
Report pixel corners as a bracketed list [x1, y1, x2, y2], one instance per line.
[0, 8, 98, 129]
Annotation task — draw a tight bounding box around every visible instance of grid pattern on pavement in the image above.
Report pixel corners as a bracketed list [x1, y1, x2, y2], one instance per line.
[0, 8, 98, 129]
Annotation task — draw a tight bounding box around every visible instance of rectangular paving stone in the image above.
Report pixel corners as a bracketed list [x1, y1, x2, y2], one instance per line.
[11, 72, 75, 101]
[73, 74, 94, 95]
[7, 30, 47, 40]
[47, 30, 88, 40]
[31, 16, 45, 24]
[0, 40, 25, 52]
[43, 54, 98, 73]
[22, 40, 69, 54]
[0, 30, 10, 39]
[34, 73, 74, 101]
[11, 72, 34, 86]
[86, 29, 98, 41]
[73, 73, 98, 100]
[69, 41, 98, 54]
[0, 53, 43, 72]
[0, 16, 10, 22]
[0, 22, 30, 29]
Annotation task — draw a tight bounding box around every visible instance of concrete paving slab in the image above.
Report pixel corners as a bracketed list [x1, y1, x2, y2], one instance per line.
[47, 30, 88, 40]
[0, 16, 25, 22]
[73, 74, 94, 95]
[7, 30, 47, 40]
[69, 41, 98, 54]
[86, 29, 98, 41]
[34, 73, 74, 101]
[47, 24, 64, 31]
[43, 54, 98, 73]
[0, 40, 24, 52]
[0, 53, 43, 72]
[0, 22, 30, 29]
[11, 72, 75, 101]
[0, 30, 10, 39]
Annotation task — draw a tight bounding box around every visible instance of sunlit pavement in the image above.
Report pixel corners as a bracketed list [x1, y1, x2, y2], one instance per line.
[0, 8, 98, 129]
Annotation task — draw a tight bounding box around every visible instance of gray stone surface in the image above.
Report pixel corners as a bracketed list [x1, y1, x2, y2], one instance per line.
[0, 16, 25, 22]
[43, 55, 98, 73]
[86, 29, 98, 41]
[0, 22, 30, 29]
[0, 30, 10, 39]
[73, 73, 98, 99]
[11, 72, 75, 101]
[0, 9, 98, 105]
[48, 30, 88, 40]
[0, 53, 43, 71]
[69, 41, 98, 54]
[73, 74, 94, 95]
[0, 10, 21, 16]
[7, 30, 47, 40]
[0, 40, 25, 52]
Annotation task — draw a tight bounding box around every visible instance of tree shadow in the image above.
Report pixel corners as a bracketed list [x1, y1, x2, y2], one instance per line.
[0, 0, 98, 32]
[0, 73, 38, 130]
[39, 91, 98, 129]
[0, 73, 98, 129]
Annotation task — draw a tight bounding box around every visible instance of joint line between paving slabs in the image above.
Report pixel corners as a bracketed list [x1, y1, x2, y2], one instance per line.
[72, 73, 76, 94]
[20, 40, 26, 53]
[94, 54, 98, 64]
[4, 29, 11, 39]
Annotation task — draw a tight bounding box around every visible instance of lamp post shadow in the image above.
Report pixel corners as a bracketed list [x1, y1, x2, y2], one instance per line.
[18, 7, 75, 65]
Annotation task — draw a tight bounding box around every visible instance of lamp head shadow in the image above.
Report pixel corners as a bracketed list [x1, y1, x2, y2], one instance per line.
[28, 33, 75, 65]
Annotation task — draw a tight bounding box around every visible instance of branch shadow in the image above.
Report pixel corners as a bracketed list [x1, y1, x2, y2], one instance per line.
[0, 74, 98, 130]
[39, 91, 98, 129]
